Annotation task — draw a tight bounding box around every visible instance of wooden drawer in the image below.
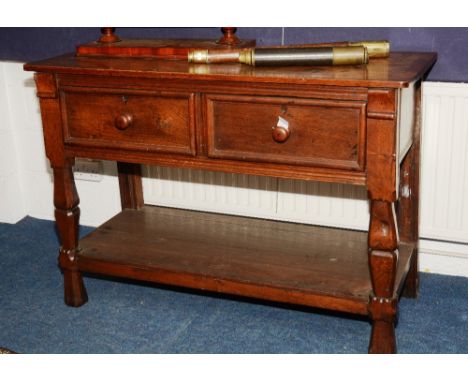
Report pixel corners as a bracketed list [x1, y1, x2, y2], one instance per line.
[206, 94, 367, 170]
[60, 87, 196, 155]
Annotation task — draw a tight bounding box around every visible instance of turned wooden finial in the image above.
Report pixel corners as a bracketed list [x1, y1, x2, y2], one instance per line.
[98, 27, 121, 43]
[218, 27, 241, 45]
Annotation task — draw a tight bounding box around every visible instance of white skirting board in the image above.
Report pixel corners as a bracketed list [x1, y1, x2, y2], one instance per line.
[420, 239, 468, 277]
[0, 61, 466, 277]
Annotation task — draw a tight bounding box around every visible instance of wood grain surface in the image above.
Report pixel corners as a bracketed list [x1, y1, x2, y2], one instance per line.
[77, 206, 414, 315]
[25, 52, 436, 88]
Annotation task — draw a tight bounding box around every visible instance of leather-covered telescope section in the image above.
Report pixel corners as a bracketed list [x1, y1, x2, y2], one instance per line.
[189, 46, 368, 66]
[188, 40, 389, 66]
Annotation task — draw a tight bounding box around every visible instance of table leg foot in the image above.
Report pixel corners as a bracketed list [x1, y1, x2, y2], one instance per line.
[63, 268, 88, 307]
[369, 319, 397, 354]
[368, 295, 398, 354]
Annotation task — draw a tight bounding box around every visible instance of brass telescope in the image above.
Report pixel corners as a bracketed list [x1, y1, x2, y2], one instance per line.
[188, 40, 389, 67]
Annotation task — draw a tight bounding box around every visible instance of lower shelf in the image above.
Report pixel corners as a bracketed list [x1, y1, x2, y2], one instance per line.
[77, 205, 414, 315]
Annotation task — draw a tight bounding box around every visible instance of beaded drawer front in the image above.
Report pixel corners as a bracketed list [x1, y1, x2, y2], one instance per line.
[205, 94, 367, 171]
[60, 87, 196, 155]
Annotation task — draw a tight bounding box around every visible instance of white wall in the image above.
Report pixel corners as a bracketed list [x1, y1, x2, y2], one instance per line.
[0, 61, 466, 277]
[0, 62, 121, 227]
[0, 63, 25, 223]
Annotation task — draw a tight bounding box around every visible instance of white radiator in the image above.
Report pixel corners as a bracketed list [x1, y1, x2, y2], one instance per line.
[420, 82, 468, 244]
[143, 169, 370, 231]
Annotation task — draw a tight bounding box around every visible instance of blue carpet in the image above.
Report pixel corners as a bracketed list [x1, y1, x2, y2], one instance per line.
[0, 216, 466, 353]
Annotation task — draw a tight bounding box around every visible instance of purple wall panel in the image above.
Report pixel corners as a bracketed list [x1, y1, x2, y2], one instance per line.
[0, 27, 282, 62]
[0, 28, 97, 62]
[284, 27, 468, 82]
[118, 27, 283, 46]
[0, 27, 466, 82]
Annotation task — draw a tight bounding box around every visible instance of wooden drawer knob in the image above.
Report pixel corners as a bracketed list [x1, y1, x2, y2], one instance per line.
[272, 116, 290, 143]
[115, 113, 133, 130]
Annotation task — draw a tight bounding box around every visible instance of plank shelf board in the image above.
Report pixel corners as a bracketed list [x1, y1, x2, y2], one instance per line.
[77, 206, 414, 315]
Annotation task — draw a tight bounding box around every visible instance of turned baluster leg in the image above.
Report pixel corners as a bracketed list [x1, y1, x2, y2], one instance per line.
[54, 159, 88, 307]
[366, 88, 400, 353]
[368, 200, 398, 353]
[33, 73, 88, 307]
